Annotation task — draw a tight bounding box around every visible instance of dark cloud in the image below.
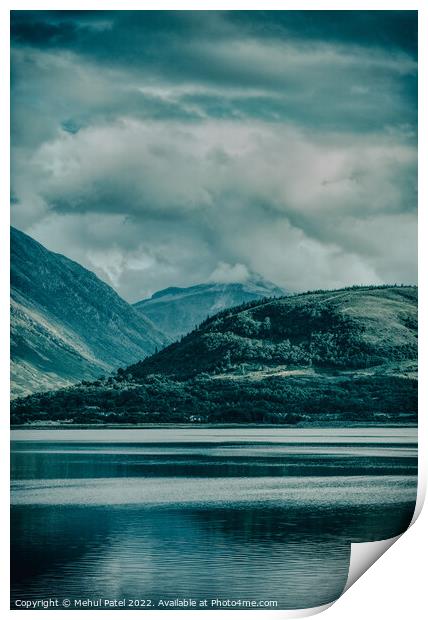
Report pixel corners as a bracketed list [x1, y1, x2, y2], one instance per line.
[10, 10, 417, 144]
[10, 11, 417, 300]
[11, 11, 417, 56]
[227, 11, 418, 56]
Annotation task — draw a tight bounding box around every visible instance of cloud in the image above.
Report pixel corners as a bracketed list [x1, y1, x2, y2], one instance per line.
[12, 118, 417, 300]
[10, 11, 417, 301]
[209, 263, 251, 284]
[11, 11, 417, 147]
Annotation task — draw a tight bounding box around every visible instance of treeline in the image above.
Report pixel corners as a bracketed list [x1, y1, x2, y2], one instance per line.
[11, 372, 417, 425]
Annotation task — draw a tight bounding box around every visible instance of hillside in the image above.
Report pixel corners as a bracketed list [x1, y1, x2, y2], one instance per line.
[130, 285, 417, 378]
[11, 227, 168, 397]
[11, 285, 417, 424]
[134, 277, 287, 340]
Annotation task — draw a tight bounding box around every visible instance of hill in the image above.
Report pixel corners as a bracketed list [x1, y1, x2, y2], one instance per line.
[133, 277, 287, 340]
[11, 227, 168, 397]
[130, 285, 417, 378]
[11, 285, 417, 424]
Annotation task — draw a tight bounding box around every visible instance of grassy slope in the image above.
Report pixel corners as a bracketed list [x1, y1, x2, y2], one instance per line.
[11, 285, 417, 425]
[128, 285, 417, 377]
[11, 227, 168, 397]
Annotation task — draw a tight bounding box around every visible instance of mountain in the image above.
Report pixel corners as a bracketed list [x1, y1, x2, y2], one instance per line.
[133, 277, 287, 340]
[11, 285, 417, 424]
[10, 227, 168, 398]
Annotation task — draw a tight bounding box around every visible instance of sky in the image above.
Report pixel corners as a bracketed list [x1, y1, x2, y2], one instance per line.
[10, 10, 418, 302]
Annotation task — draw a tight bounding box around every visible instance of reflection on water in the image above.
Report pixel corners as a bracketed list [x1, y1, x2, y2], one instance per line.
[10, 427, 417, 610]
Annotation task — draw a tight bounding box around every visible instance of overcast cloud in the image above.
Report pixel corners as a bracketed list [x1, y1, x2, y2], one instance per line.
[11, 10, 417, 301]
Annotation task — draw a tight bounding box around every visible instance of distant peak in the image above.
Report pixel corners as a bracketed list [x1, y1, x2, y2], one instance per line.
[151, 286, 187, 300]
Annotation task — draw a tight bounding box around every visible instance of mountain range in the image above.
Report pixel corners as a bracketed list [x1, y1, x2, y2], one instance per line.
[133, 278, 287, 340]
[11, 227, 167, 397]
[11, 285, 417, 424]
[11, 228, 287, 398]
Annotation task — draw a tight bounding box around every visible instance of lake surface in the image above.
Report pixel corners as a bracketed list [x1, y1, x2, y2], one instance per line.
[11, 427, 417, 610]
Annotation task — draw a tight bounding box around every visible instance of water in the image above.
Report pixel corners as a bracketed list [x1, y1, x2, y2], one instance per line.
[11, 427, 417, 610]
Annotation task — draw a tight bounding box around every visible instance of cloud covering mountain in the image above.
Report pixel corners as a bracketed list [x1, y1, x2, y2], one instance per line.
[11, 11, 417, 301]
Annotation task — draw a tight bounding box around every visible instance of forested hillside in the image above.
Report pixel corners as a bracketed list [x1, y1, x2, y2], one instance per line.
[11, 285, 417, 425]
[129, 285, 417, 376]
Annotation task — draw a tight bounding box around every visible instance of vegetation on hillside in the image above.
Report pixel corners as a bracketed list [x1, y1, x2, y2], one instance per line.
[127, 285, 417, 377]
[11, 285, 417, 425]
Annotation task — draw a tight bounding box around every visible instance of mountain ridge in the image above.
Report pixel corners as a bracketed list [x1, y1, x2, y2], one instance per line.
[134, 277, 287, 340]
[128, 284, 417, 378]
[11, 227, 168, 397]
[11, 284, 417, 424]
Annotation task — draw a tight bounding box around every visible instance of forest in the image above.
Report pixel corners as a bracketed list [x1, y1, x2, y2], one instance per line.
[11, 285, 418, 425]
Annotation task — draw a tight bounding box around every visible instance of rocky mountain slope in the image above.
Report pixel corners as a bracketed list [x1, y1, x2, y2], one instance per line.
[11, 227, 168, 397]
[11, 285, 417, 424]
[134, 277, 287, 340]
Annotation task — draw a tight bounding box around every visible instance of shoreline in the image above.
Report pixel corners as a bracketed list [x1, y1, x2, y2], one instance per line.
[10, 421, 418, 430]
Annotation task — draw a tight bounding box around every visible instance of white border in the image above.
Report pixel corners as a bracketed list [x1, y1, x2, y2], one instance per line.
[1, 2, 426, 619]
